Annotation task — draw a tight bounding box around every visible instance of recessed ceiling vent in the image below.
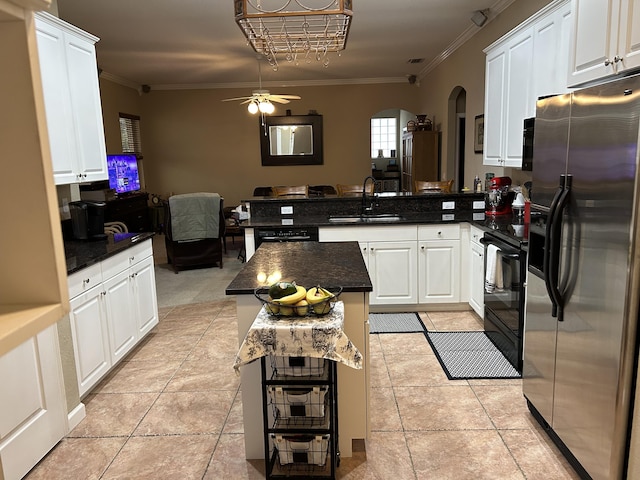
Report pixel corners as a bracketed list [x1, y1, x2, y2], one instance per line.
[407, 58, 425, 64]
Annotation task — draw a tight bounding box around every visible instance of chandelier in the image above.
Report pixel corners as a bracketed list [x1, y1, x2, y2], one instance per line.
[234, 0, 353, 70]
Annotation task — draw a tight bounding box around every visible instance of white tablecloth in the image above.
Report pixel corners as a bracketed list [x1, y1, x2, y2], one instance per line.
[233, 301, 362, 372]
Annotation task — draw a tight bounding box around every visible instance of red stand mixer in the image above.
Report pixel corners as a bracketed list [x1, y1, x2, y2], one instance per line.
[485, 176, 515, 215]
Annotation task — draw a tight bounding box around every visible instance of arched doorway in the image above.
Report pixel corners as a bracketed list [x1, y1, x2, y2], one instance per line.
[446, 87, 467, 191]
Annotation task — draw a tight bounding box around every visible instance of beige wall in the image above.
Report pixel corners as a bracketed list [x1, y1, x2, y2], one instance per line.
[98, 0, 554, 206]
[417, 0, 552, 190]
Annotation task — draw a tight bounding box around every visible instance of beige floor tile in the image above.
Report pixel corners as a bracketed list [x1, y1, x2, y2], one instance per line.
[188, 331, 240, 360]
[501, 427, 582, 480]
[417, 311, 435, 331]
[93, 359, 182, 393]
[467, 377, 523, 386]
[68, 393, 158, 437]
[154, 314, 213, 336]
[426, 310, 483, 331]
[368, 334, 383, 357]
[378, 332, 433, 356]
[166, 301, 226, 318]
[102, 435, 218, 479]
[203, 433, 265, 480]
[472, 384, 531, 429]
[24, 437, 126, 480]
[337, 431, 416, 480]
[369, 387, 402, 431]
[369, 355, 392, 388]
[385, 354, 467, 387]
[222, 390, 244, 433]
[134, 390, 235, 435]
[165, 357, 241, 391]
[127, 333, 200, 362]
[394, 385, 493, 431]
[406, 429, 524, 479]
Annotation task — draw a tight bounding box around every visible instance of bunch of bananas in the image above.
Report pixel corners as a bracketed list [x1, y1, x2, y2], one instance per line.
[266, 282, 335, 316]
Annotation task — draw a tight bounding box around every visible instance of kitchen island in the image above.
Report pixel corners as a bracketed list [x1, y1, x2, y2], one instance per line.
[226, 241, 373, 459]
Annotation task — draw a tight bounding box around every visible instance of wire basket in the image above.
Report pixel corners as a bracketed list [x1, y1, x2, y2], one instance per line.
[254, 286, 342, 318]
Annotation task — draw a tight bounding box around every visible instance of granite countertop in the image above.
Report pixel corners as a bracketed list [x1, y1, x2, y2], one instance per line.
[242, 211, 481, 228]
[225, 241, 373, 295]
[64, 232, 155, 275]
[472, 215, 529, 247]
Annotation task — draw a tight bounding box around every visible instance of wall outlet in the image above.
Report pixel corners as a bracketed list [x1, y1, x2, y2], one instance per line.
[441, 213, 455, 221]
[442, 201, 455, 210]
[473, 200, 485, 210]
[281, 205, 294, 215]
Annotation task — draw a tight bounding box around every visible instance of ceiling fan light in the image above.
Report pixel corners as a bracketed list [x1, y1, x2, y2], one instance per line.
[259, 100, 274, 114]
[247, 101, 259, 114]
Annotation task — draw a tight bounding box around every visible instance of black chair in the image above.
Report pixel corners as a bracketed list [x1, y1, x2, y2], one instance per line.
[164, 194, 225, 273]
[253, 186, 273, 197]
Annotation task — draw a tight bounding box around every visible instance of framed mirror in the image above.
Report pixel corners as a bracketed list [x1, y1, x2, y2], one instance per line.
[260, 114, 323, 166]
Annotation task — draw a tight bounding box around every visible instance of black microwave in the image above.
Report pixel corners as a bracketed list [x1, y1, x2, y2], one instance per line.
[522, 117, 534, 171]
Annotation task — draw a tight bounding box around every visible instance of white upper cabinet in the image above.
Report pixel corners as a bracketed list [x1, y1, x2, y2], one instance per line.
[569, 0, 640, 87]
[484, 26, 534, 167]
[484, 0, 571, 168]
[35, 12, 107, 185]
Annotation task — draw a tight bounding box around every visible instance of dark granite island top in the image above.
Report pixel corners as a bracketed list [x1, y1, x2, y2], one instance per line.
[225, 241, 373, 295]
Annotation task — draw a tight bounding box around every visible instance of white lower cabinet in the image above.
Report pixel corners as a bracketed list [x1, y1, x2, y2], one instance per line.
[0, 325, 67, 480]
[319, 226, 418, 306]
[68, 285, 111, 395]
[68, 240, 158, 397]
[363, 240, 418, 305]
[417, 225, 461, 304]
[469, 226, 485, 318]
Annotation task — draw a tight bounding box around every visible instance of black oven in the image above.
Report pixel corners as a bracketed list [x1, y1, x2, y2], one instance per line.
[481, 231, 527, 371]
[254, 226, 319, 248]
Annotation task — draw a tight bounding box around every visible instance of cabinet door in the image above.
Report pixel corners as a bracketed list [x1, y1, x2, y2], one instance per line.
[103, 269, 137, 364]
[131, 256, 159, 337]
[503, 27, 534, 166]
[418, 240, 460, 303]
[69, 285, 111, 396]
[367, 241, 417, 305]
[483, 46, 506, 166]
[618, 0, 640, 73]
[568, 0, 619, 86]
[532, 3, 573, 106]
[0, 325, 66, 480]
[469, 241, 485, 317]
[35, 19, 78, 185]
[65, 32, 108, 182]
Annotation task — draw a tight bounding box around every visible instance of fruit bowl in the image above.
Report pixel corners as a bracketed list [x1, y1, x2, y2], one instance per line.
[254, 286, 342, 318]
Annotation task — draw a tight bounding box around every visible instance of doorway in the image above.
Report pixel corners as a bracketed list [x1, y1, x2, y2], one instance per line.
[446, 87, 467, 191]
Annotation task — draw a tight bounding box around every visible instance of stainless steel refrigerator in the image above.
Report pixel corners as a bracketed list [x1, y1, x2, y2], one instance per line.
[524, 75, 640, 480]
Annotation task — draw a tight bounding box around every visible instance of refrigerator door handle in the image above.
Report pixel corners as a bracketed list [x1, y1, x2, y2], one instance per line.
[544, 178, 564, 317]
[548, 174, 572, 321]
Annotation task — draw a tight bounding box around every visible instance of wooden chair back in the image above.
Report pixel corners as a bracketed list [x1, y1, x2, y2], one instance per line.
[336, 183, 375, 196]
[272, 185, 309, 197]
[414, 179, 453, 193]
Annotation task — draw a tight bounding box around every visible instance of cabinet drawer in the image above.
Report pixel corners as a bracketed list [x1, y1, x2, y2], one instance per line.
[68, 263, 102, 299]
[470, 226, 485, 246]
[418, 224, 460, 240]
[101, 240, 153, 280]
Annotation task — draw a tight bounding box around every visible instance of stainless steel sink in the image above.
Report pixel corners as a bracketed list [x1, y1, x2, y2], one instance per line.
[328, 214, 404, 223]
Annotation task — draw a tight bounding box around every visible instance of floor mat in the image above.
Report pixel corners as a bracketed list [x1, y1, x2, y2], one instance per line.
[369, 313, 426, 334]
[425, 331, 521, 379]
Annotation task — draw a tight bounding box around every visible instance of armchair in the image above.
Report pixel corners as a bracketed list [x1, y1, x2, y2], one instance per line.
[164, 193, 225, 273]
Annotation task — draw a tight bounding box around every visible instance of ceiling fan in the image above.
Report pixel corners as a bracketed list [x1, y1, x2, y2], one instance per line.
[222, 60, 300, 114]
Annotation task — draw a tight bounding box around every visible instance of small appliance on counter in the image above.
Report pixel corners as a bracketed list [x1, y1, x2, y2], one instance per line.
[485, 176, 515, 216]
[69, 200, 107, 240]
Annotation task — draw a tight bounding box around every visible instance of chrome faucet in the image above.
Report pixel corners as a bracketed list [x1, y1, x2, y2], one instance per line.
[362, 175, 377, 215]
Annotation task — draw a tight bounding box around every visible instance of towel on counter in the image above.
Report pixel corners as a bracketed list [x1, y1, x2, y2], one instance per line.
[169, 193, 221, 241]
[485, 244, 504, 293]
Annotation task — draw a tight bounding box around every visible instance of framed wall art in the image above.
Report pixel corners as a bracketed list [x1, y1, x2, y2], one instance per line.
[474, 114, 484, 153]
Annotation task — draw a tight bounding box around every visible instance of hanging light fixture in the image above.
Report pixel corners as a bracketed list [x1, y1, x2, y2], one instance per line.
[234, 0, 353, 70]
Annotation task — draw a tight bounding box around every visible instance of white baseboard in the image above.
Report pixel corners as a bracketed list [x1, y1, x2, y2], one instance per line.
[67, 402, 86, 432]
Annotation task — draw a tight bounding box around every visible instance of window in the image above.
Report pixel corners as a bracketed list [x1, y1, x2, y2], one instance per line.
[119, 113, 142, 156]
[371, 117, 397, 158]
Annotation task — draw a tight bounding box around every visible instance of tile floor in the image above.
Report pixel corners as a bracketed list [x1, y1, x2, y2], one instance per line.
[24, 240, 582, 479]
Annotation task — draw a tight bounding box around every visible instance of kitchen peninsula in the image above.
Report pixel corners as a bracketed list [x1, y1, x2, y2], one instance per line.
[226, 241, 373, 459]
